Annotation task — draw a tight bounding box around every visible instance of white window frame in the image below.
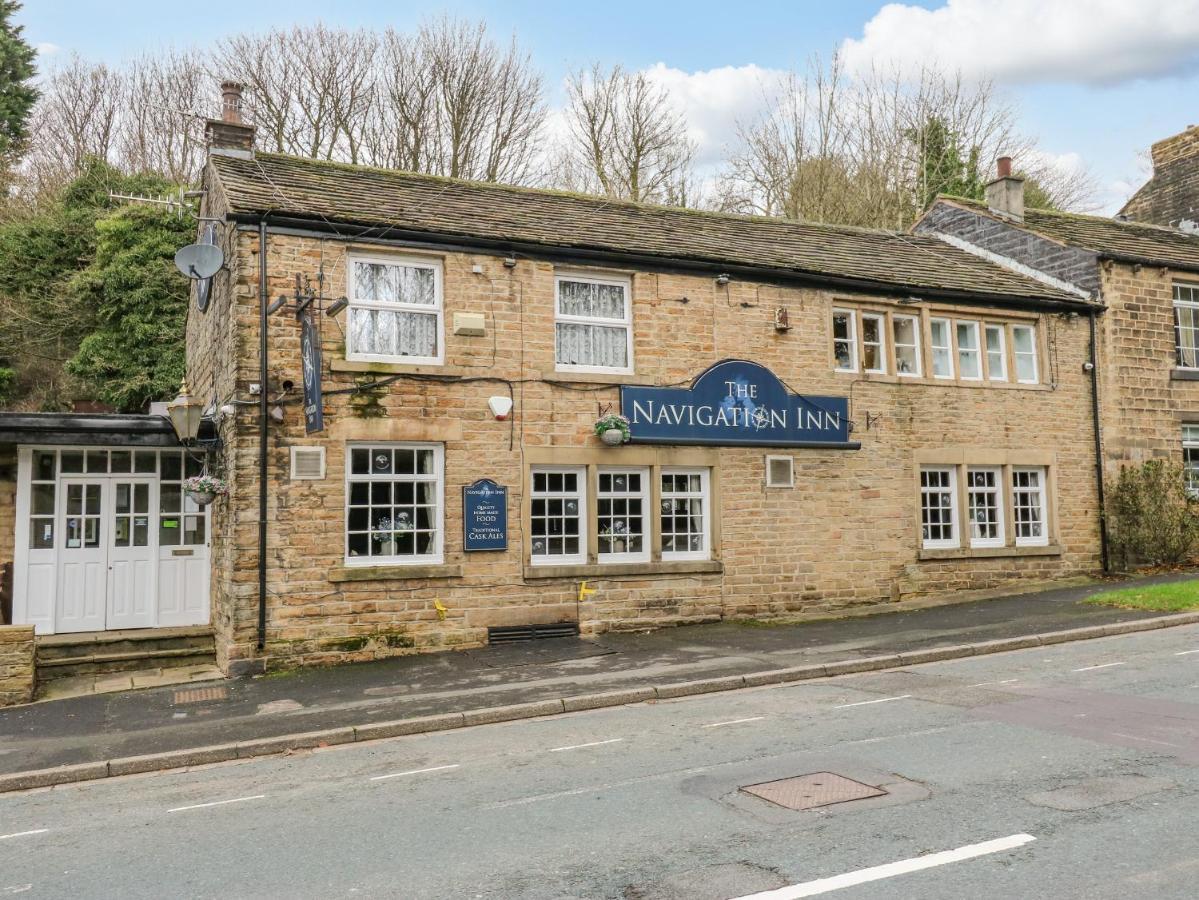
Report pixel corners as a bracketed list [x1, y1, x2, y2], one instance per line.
[861, 312, 887, 374]
[920, 466, 959, 549]
[554, 272, 634, 375]
[529, 465, 587, 566]
[985, 324, 1007, 382]
[660, 467, 711, 561]
[832, 308, 858, 373]
[596, 467, 651, 564]
[1174, 283, 1199, 370]
[892, 314, 922, 377]
[1185, 425, 1199, 498]
[1011, 466, 1049, 547]
[929, 317, 954, 379]
[344, 443, 444, 567]
[1011, 324, 1039, 384]
[966, 466, 1005, 548]
[346, 253, 444, 365]
[955, 320, 983, 381]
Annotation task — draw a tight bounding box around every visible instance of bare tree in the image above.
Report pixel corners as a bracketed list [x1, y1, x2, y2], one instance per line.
[556, 63, 696, 204]
[119, 49, 209, 182]
[718, 58, 1098, 228]
[367, 18, 545, 181]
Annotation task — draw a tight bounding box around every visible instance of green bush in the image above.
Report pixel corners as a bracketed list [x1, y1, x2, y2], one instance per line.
[0, 366, 14, 405]
[1105, 459, 1199, 569]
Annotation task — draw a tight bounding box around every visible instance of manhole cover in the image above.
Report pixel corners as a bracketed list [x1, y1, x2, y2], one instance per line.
[173, 686, 229, 704]
[740, 772, 887, 810]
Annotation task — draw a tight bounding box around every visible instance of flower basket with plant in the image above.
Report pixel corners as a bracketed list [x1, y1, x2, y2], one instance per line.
[594, 412, 631, 446]
[182, 474, 228, 506]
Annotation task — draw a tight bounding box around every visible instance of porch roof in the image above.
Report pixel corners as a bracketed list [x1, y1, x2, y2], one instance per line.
[0, 413, 181, 448]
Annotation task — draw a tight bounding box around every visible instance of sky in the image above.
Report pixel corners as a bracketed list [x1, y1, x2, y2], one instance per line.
[21, 0, 1199, 213]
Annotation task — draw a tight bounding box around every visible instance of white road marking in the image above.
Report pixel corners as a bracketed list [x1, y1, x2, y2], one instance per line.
[0, 830, 48, 841]
[728, 833, 1037, 899]
[1175, 649, 1199, 655]
[702, 717, 766, 728]
[1072, 662, 1125, 672]
[833, 695, 912, 709]
[167, 795, 265, 813]
[369, 764, 459, 782]
[549, 739, 624, 752]
[970, 679, 1019, 687]
[1110, 732, 1182, 748]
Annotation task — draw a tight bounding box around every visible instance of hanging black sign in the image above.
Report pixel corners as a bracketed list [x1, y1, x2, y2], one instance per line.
[300, 308, 324, 434]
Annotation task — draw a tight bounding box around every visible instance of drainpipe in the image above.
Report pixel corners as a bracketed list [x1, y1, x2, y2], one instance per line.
[1088, 310, 1109, 572]
[257, 219, 269, 650]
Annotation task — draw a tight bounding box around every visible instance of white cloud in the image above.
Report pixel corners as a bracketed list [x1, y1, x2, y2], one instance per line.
[641, 62, 785, 165]
[36, 42, 60, 58]
[840, 0, 1199, 85]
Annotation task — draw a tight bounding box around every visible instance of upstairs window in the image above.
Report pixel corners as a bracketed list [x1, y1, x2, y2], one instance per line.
[930, 318, 954, 379]
[348, 255, 443, 365]
[832, 309, 858, 372]
[985, 325, 1007, 381]
[1012, 325, 1038, 383]
[1174, 283, 1199, 369]
[861, 313, 886, 373]
[956, 321, 982, 380]
[892, 315, 922, 376]
[555, 273, 633, 373]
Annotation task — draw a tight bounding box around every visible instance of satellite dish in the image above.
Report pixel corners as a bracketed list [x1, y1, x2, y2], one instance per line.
[175, 243, 224, 280]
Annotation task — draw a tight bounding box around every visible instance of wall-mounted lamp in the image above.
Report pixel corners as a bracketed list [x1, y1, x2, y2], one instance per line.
[502, 257, 517, 268]
[325, 297, 349, 317]
[715, 273, 730, 286]
[774, 307, 791, 331]
[166, 380, 204, 444]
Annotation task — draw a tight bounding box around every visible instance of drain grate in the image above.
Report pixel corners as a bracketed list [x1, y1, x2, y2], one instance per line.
[740, 772, 887, 810]
[173, 686, 229, 705]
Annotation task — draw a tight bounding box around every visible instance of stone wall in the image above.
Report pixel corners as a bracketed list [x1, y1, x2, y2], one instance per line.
[0, 625, 34, 706]
[1096, 261, 1199, 471]
[186, 225, 1103, 672]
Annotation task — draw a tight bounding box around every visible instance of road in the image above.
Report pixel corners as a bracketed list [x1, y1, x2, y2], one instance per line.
[4, 624, 1199, 899]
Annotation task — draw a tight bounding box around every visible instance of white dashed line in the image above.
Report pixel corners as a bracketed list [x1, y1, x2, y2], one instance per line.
[370, 764, 460, 781]
[549, 739, 624, 752]
[1072, 662, 1125, 672]
[1175, 649, 1199, 655]
[0, 830, 48, 841]
[729, 833, 1036, 899]
[1110, 732, 1181, 748]
[833, 695, 912, 709]
[167, 795, 265, 813]
[702, 716, 766, 728]
[970, 679, 1019, 687]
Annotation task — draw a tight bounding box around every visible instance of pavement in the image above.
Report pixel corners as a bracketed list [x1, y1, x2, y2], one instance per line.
[1, 571, 1197, 782]
[4, 620, 1199, 898]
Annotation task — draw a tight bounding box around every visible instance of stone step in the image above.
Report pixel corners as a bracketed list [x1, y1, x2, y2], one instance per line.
[35, 627, 216, 684]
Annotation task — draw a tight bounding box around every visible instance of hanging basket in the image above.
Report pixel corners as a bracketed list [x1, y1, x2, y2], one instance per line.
[182, 474, 228, 507]
[185, 489, 217, 507]
[599, 428, 625, 446]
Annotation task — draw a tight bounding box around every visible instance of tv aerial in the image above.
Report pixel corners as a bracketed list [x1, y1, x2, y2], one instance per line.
[174, 242, 224, 280]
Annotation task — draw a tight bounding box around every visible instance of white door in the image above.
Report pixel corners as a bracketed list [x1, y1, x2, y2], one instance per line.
[156, 476, 210, 628]
[55, 479, 107, 633]
[107, 479, 157, 630]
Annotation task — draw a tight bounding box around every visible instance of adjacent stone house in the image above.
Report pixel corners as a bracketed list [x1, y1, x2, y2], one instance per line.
[177, 89, 1103, 674]
[915, 154, 1199, 515]
[1120, 124, 1199, 231]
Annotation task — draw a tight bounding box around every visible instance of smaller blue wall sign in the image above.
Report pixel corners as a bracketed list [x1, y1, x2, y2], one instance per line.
[463, 479, 508, 551]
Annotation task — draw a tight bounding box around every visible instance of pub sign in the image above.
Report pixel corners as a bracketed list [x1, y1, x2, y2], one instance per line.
[463, 479, 508, 551]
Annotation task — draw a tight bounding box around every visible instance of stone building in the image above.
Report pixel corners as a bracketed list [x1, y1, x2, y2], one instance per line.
[1120, 124, 1199, 231]
[169, 89, 1103, 674]
[915, 153, 1199, 522]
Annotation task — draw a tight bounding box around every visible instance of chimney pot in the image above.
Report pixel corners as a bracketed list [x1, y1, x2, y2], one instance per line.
[996, 156, 1012, 178]
[220, 81, 244, 125]
[985, 155, 1024, 222]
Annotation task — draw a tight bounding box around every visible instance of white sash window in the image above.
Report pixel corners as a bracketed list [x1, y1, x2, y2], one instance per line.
[555, 273, 633, 373]
[348, 255, 443, 365]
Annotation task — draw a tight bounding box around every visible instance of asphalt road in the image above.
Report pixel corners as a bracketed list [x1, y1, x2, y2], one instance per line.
[4, 624, 1199, 899]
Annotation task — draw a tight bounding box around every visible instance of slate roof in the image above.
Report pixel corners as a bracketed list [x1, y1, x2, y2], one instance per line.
[209, 152, 1088, 307]
[934, 196, 1199, 273]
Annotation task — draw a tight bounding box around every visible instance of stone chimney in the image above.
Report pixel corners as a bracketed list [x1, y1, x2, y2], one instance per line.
[205, 80, 255, 159]
[985, 156, 1025, 222]
[1149, 125, 1199, 171]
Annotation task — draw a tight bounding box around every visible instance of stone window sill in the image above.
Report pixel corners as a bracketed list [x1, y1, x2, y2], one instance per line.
[917, 544, 1062, 561]
[541, 369, 645, 386]
[836, 371, 1051, 391]
[330, 359, 466, 377]
[1170, 368, 1199, 381]
[329, 563, 464, 582]
[523, 559, 723, 580]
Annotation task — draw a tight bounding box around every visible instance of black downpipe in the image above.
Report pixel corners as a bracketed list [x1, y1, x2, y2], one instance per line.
[1089, 310, 1109, 572]
[257, 219, 269, 650]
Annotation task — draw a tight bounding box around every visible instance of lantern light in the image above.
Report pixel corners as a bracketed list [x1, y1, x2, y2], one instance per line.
[166, 379, 205, 444]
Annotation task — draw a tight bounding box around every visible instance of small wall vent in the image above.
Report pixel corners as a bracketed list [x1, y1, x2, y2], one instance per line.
[766, 455, 794, 488]
[487, 622, 580, 644]
[290, 446, 326, 480]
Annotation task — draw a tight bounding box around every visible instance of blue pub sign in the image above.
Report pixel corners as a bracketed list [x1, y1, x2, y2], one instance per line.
[620, 359, 858, 448]
[463, 479, 508, 551]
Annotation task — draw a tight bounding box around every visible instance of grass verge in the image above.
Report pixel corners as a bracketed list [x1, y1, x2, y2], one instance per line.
[1083, 580, 1199, 611]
